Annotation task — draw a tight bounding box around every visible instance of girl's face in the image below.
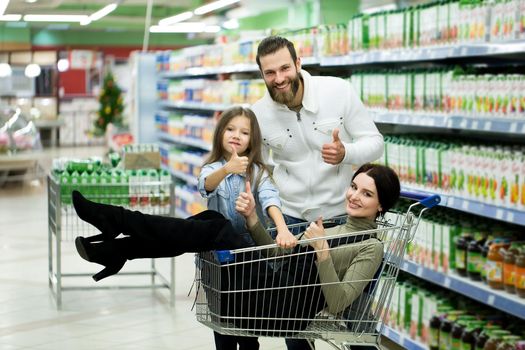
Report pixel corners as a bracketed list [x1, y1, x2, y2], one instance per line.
[345, 173, 382, 221]
[222, 115, 251, 158]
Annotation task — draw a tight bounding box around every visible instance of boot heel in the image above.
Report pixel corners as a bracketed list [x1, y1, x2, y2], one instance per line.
[92, 259, 126, 282]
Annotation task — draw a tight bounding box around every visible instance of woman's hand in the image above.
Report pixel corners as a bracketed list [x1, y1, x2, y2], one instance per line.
[303, 218, 330, 261]
[235, 181, 258, 227]
[276, 228, 298, 249]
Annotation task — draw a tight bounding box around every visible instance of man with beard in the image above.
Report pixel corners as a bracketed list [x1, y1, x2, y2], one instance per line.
[251, 36, 384, 349]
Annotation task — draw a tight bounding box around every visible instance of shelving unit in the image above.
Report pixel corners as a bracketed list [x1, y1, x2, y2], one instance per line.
[382, 326, 427, 350]
[401, 260, 525, 319]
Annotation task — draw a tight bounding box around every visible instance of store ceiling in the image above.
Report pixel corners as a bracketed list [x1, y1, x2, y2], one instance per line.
[3, 0, 289, 32]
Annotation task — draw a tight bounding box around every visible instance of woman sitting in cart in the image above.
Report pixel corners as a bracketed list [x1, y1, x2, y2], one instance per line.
[72, 163, 400, 333]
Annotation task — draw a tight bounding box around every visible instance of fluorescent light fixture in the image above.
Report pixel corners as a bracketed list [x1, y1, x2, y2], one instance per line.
[80, 17, 91, 25]
[24, 63, 41, 78]
[24, 14, 89, 22]
[0, 14, 21, 21]
[158, 11, 193, 26]
[150, 22, 206, 33]
[194, 0, 240, 16]
[222, 18, 238, 29]
[57, 59, 69, 72]
[90, 3, 117, 21]
[0, 63, 12, 77]
[204, 25, 221, 33]
[0, 0, 9, 16]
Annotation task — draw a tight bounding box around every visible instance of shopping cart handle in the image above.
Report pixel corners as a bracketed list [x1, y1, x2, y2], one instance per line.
[400, 190, 441, 209]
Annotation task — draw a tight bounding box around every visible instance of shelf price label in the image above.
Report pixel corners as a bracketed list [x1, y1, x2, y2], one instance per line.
[487, 294, 496, 306]
[461, 200, 470, 211]
[484, 121, 492, 131]
[444, 277, 451, 288]
[510, 122, 518, 133]
[496, 209, 504, 220]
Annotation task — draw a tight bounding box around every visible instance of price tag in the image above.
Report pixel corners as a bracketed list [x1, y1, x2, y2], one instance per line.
[403, 261, 408, 270]
[461, 200, 470, 211]
[448, 197, 455, 207]
[444, 277, 451, 288]
[521, 124, 525, 133]
[487, 294, 496, 306]
[460, 119, 468, 128]
[484, 121, 492, 131]
[509, 122, 517, 133]
[506, 211, 514, 223]
[416, 266, 423, 277]
[472, 120, 479, 129]
[496, 209, 504, 220]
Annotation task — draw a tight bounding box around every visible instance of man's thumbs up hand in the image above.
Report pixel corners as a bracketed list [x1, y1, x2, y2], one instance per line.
[322, 128, 345, 165]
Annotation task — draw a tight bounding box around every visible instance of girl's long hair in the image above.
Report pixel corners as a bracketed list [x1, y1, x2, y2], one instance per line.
[204, 106, 270, 188]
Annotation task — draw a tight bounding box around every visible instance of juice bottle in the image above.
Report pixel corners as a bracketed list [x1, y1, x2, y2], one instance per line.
[487, 240, 508, 290]
[503, 243, 519, 294]
[467, 237, 485, 281]
[455, 229, 474, 277]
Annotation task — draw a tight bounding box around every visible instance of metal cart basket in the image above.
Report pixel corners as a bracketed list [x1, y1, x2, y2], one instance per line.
[194, 193, 440, 349]
[47, 172, 176, 309]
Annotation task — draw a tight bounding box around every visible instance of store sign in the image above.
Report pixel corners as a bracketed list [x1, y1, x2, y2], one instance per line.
[69, 50, 95, 69]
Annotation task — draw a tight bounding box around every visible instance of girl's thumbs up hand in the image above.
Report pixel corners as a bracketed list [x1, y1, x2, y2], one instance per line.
[225, 146, 249, 174]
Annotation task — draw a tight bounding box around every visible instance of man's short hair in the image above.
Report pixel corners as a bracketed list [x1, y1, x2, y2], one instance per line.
[256, 36, 298, 69]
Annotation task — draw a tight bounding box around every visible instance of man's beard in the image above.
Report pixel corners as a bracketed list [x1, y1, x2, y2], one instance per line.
[267, 71, 301, 106]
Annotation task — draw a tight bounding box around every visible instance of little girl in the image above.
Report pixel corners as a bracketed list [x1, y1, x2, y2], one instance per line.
[198, 106, 294, 248]
[198, 106, 294, 350]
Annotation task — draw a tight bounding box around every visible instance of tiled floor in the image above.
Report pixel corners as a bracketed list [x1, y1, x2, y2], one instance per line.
[0, 146, 399, 350]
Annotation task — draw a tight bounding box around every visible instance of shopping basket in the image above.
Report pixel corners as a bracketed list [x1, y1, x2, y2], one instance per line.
[193, 192, 440, 349]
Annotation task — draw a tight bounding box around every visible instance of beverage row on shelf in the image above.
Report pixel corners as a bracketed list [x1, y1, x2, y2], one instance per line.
[174, 183, 206, 218]
[382, 135, 525, 210]
[383, 277, 525, 350]
[155, 112, 215, 147]
[156, 0, 525, 73]
[156, 74, 525, 120]
[385, 205, 525, 298]
[353, 71, 525, 118]
[157, 79, 266, 106]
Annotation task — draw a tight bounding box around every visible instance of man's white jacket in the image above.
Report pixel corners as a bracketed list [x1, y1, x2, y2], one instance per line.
[251, 69, 384, 221]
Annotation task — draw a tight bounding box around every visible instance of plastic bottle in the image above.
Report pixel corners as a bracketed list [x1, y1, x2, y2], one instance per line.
[487, 240, 507, 290]
[503, 244, 519, 294]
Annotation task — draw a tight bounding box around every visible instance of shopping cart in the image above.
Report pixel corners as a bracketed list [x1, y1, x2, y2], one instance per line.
[47, 172, 176, 309]
[193, 192, 440, 349]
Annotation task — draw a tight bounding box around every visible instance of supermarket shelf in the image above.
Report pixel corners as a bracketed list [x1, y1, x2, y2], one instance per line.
[159, 100, 232, 111]
[157, 131, 212, 151]
[401, 260, 525, 319]
[320, 42, 525, 66]
[381, 326, 427, 350]
[401, 186, 525, 226]
[170, 169, 198, 186]
[158, 57, 319, 78]
[372, 111, 525, 134]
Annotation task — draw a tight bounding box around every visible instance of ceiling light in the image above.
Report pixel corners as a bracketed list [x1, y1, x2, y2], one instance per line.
[150, 22, 206, 33]
[24, 63, 41, 78]
[0, 14, 21, 21]
[57, 59, 69, 72]
[80, 17, 91, 26]
[0, 0, 8, 16]
[158, 11, 193, 26]
[222, 18, 238, 29]
[25, 0, 37, 3]
[90, 3, 117, 22]
[194, 0, 240, 16]
[24, 14, 89, 22]
[0, 63, 12, 77]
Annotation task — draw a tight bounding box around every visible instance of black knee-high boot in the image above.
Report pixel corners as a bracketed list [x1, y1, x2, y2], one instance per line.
[72, 190, 246, 250]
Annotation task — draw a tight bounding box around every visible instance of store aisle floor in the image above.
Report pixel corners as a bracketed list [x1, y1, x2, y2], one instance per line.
[0, 146, 398, 350]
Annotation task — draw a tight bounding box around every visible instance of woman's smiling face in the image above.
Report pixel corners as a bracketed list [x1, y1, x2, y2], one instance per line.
[345, 172, 382, 220]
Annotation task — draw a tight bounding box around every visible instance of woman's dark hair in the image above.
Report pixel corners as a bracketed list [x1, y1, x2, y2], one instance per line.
[352, 163, 400, 216]
[256, 36, 298, 69]
[204, 106, 269, 187]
